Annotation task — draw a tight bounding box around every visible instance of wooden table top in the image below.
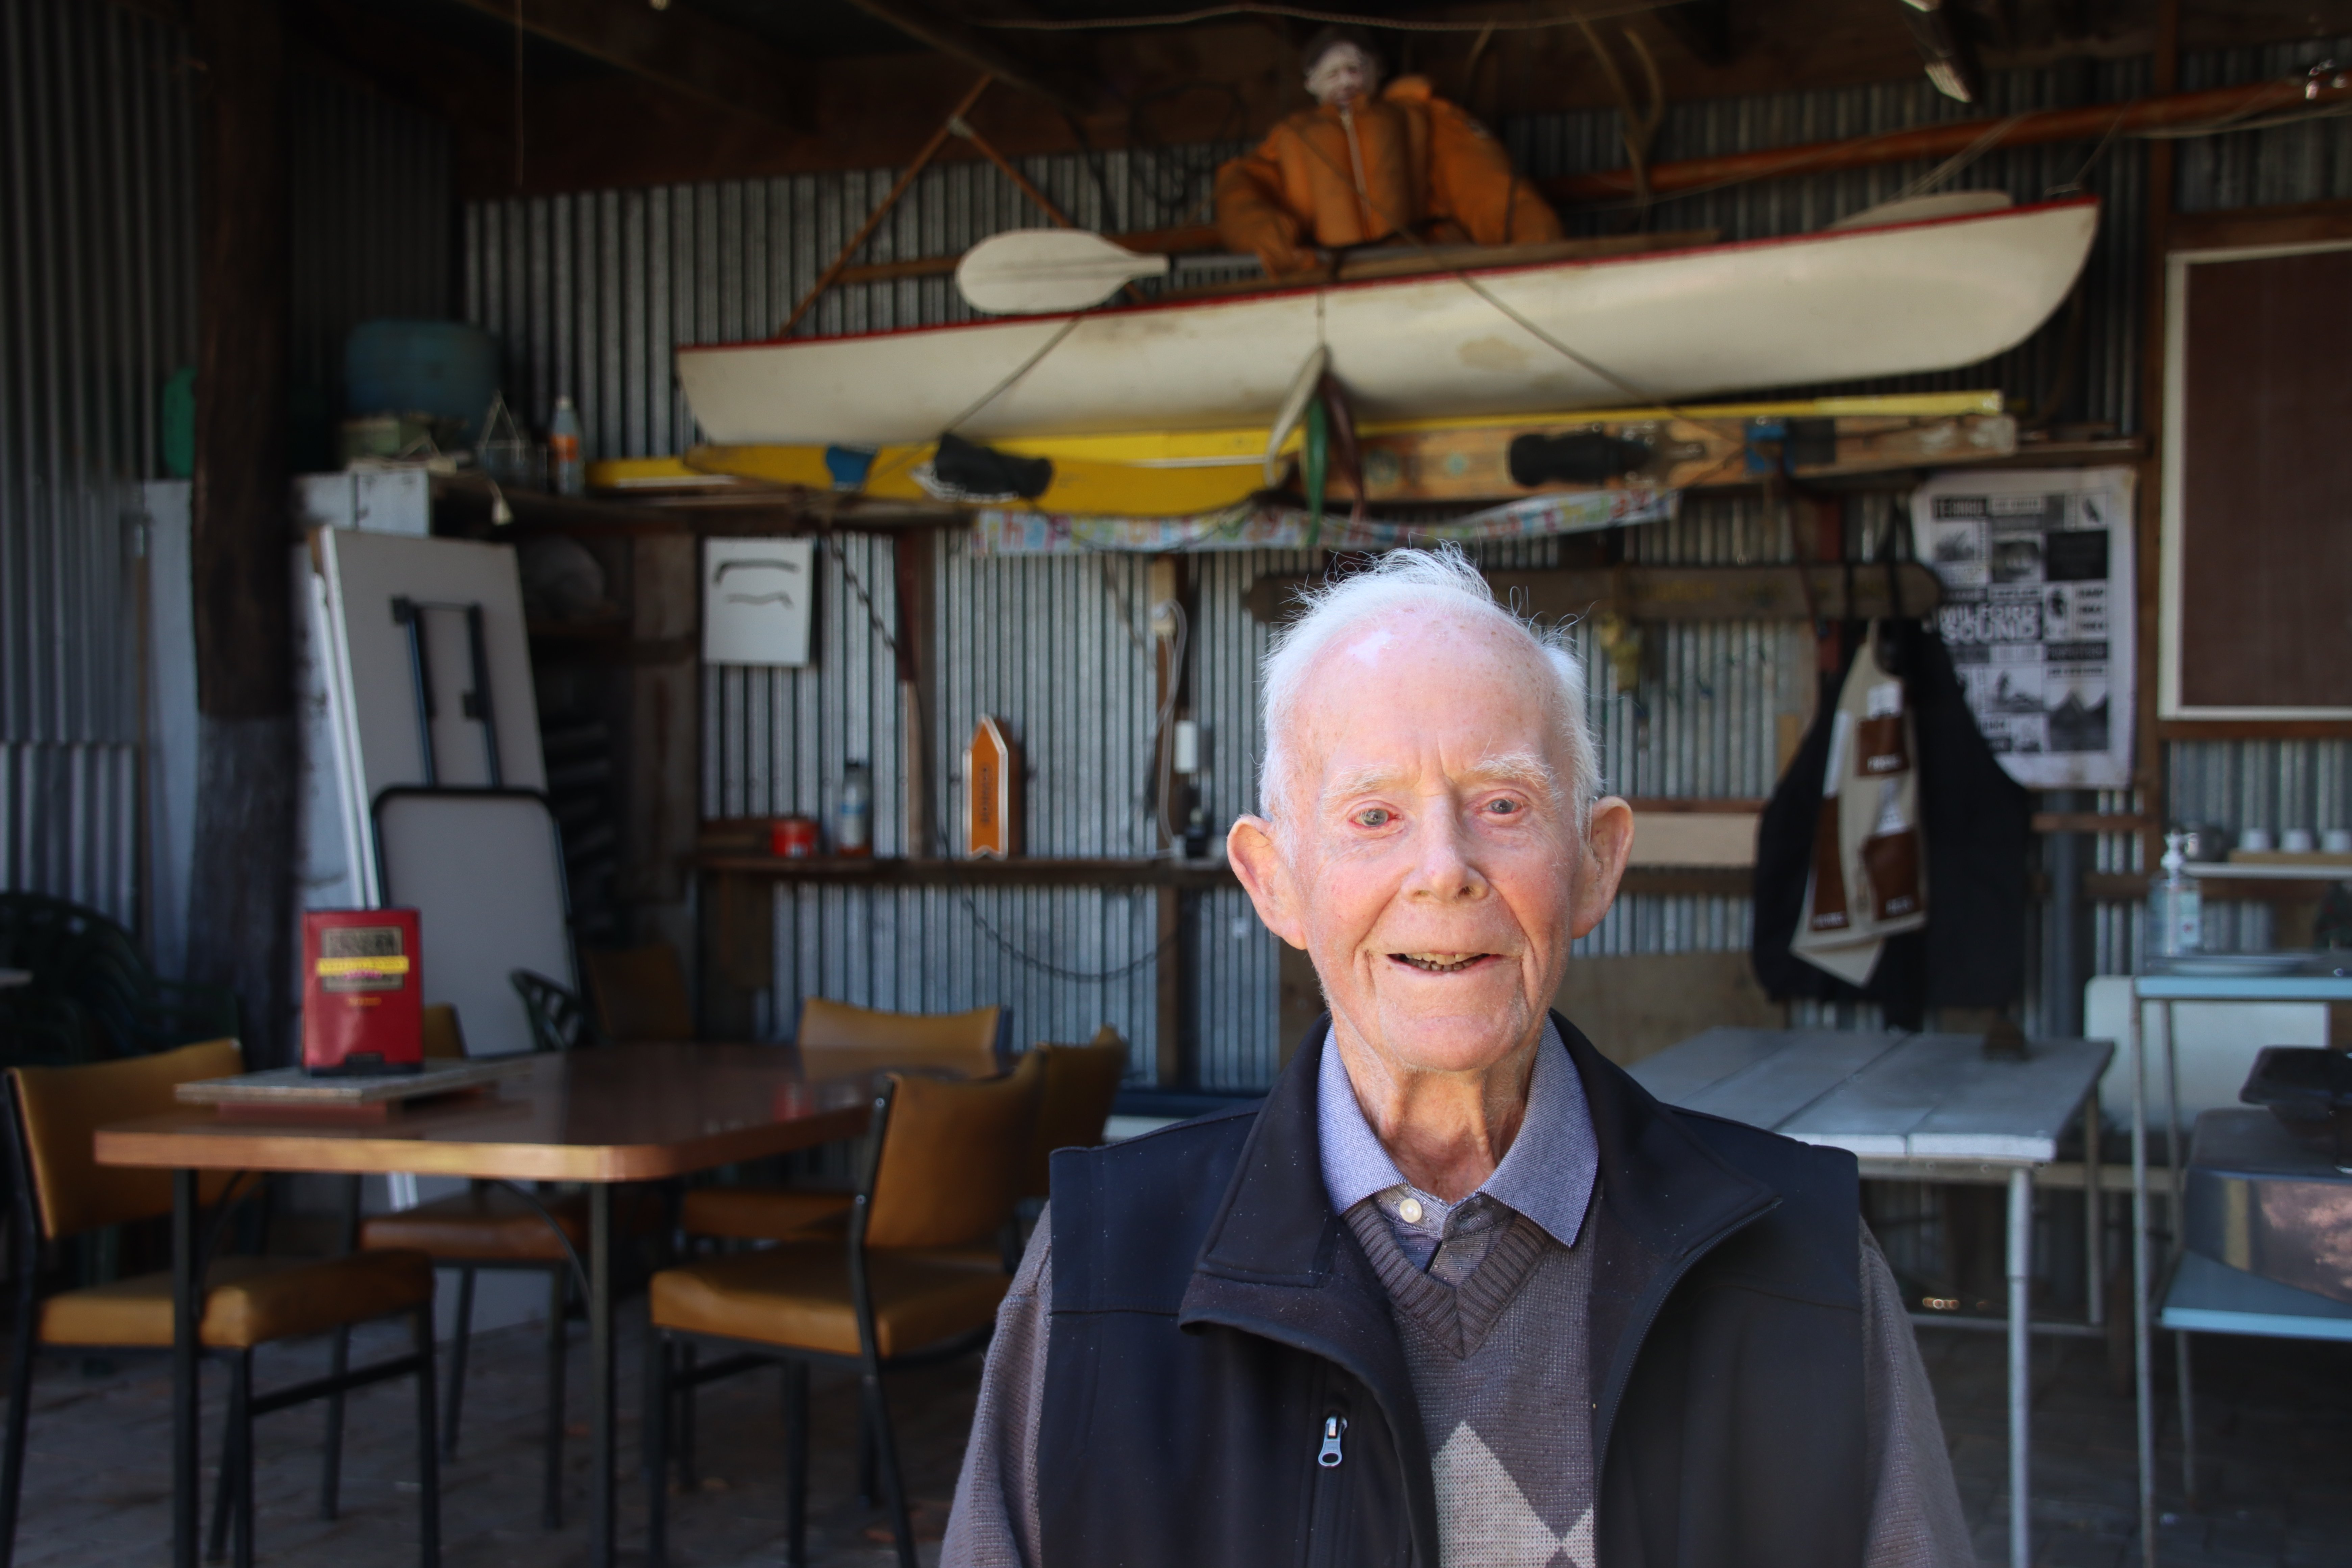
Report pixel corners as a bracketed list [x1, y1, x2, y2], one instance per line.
[94, 1043, 871, 1182]
[1630, 1028, 2112, 1165]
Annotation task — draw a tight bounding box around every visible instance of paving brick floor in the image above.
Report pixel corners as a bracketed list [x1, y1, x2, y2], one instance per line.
[2, 1305, 2346, 1566]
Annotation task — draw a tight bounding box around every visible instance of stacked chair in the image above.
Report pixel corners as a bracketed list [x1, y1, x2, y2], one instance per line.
[0, 1040, 440, 1568]
[645, 1064, 1040, 1568]
[646, 1018, 1131, 1568]
[354, 974, 606, 1530]
[677, 1000, 1005, 1248]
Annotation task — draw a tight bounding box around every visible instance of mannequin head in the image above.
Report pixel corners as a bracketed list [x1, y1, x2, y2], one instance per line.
[1301, 26, 1382, 107]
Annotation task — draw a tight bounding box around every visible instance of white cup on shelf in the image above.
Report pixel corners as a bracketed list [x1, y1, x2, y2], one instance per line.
[2324, 828, 2352, 854]
[2239, 827, 2274, 853]
[2282, 828, 2317, 854]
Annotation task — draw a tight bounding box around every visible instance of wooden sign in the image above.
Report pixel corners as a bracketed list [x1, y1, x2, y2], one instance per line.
[965, 716, 1021, 859]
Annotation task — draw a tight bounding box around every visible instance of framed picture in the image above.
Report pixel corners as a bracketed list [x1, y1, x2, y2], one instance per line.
[703, 537, 815, 667]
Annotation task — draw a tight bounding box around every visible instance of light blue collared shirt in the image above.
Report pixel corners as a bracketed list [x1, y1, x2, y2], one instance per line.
[1317, 1017, 1599, 1277]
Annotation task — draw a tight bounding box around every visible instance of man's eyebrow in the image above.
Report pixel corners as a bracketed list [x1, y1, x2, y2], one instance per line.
[1315, 752, 1561, 809]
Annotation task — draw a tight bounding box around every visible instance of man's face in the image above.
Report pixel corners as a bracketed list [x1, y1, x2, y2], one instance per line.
[1305, 42, 1376, 108]
[1230, 610, 1630, 1078]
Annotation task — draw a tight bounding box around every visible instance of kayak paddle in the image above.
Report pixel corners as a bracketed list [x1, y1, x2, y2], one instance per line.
[955, 230, 1171, 315]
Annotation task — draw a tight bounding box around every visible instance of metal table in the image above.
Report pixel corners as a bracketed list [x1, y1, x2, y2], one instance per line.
[94, 1044, 870, 1568]
[1631, 1027, 2112, 1568]
[2124, 970, 2352, 1568]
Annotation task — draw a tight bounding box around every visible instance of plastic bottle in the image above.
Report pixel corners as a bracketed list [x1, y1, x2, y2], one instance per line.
[837, 761, 873, 858]
[2147, 830, 2203, 961]
[548, 395, 586, 496]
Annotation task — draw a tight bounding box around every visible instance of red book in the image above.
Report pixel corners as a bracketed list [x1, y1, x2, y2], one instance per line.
[302, 909, 425, 1076]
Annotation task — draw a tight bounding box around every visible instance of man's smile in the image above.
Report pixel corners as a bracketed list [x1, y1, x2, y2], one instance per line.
[1391, 952, 1502, 974]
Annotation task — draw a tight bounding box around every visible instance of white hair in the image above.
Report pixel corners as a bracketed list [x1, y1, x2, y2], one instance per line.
[1256, 544, 1600, 832]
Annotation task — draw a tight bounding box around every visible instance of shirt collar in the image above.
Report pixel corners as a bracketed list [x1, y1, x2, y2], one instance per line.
[1316, 1015, 1598, 1251]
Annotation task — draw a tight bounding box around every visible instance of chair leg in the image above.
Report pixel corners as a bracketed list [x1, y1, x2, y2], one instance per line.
[442, 1267, 474, 1458]
[675, 1342, 698, 1491]
[642, 1327, 669, 1568]
[0, 1274, 41, 1568]
[862, 1369, 917, 1568]
[782, 1362, 810, 1568]
[230, 1353, 254, 1568]
[541, 1267, 567, 1530]
[856, 1403, 876, 1508]
[319, 1326, 349, 1520]
[413, 1307, 441, 1568]
[205, 1366, 241, 1565]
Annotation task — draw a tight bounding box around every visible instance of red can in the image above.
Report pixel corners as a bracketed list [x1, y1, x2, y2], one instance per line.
[770, 816, 820, 858]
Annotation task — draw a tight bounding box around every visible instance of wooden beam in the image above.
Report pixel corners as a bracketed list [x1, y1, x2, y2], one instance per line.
[1544, 74, 2352, 203]
[188, 0, 298, 1064]
[1247, 564, 1945, 626]
[837, 0, 1091, 117]
[439, 0, 811, 131]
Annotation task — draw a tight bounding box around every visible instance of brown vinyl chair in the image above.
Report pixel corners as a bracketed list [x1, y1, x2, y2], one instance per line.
[676, 999, 1004, 1247]
[644, 1065, 1041, 1568]
[1020, 1026, 1130, 1200]
[0, 1041, 440, 1568]
[357, 991, 625, 1529]
[581, 943, 695, 1043]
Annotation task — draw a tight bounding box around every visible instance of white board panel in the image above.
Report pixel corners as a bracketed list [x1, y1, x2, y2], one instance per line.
[375, 790, 572, 1058]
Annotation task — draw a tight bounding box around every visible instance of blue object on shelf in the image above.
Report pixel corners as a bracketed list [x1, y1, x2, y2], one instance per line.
[344, 320, 499, 436]
[824, 445, 877, 491]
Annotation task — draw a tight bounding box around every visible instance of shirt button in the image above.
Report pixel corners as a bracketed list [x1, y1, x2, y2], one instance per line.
[1397, 1198, 1424, 1224]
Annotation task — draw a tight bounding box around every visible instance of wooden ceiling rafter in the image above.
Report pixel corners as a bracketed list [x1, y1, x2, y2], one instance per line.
[838, 0, 1094, 118]
[437, 0, 816, 132]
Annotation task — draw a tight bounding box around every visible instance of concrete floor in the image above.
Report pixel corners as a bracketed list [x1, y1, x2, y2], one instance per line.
[2, 1304, 2347, 1567]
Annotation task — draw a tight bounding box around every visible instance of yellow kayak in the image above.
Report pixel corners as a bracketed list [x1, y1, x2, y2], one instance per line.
[637, 391, 2004, 517]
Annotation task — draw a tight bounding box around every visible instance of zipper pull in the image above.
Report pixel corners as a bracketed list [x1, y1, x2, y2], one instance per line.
[1317, 1415, 1347, 1469]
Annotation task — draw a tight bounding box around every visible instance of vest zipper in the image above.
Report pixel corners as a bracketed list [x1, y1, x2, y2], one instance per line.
[1303, 1369, 1352, 1568]
[1316, 1414, 1347, 1468]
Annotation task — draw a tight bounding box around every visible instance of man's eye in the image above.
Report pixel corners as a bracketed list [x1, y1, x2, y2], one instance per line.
[1354, 808, 1392, 828]
[1486, 798, 1522, 815]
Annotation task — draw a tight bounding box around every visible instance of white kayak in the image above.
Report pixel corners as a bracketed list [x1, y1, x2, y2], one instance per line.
[675, 196, 2098, 449]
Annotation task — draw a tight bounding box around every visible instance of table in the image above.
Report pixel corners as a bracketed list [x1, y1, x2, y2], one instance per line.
[94, 1043, 870, 1568]
[2123, 970, 2352, 1568]
[1631, 1028, 2112, 1568]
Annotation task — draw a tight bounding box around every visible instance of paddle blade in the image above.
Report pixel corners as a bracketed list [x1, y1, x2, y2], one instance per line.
[956, 230, 1171, 315]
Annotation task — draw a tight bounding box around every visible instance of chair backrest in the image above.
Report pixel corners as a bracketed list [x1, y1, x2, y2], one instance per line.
[422, 1004, 466, 1059]
[510, 970, 596, 1052]
[861, 1055, 1042, 1251]
[582, 944, 695, 1043]
[797, 997, 1002, 1082]
[1021, 1027, 1130, 1199]
[7, 1038, 243, 1241]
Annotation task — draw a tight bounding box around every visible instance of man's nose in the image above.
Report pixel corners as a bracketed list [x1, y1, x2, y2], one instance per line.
[1402, 808, 1488, 900]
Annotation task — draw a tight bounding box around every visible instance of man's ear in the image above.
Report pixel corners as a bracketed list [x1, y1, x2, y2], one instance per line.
[1569, 795, 1635, 940]
[1227, 814, 1308, 949]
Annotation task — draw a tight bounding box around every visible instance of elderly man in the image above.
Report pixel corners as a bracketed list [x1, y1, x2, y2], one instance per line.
[944, 547, 1969, 1568]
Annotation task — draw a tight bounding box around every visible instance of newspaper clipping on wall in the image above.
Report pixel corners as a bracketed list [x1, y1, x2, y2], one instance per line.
[1910, 467, 2136, 790]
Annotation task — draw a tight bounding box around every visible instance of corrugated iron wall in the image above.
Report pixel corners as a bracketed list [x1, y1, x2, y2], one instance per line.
[2, 0, 195, 928]
[0, 0, 449, 941]
[458, 41, 2352, 1084]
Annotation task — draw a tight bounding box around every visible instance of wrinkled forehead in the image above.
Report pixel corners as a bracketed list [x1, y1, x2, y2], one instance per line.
[1288, 609, 1567, 794]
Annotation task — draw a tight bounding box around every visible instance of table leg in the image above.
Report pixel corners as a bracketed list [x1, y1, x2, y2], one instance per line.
[2131, 999, 2156, 1568]
[2085, 1095, 2103, 1329]
[2176, 1328, 2196, 1504]
[589, 1183, 614, 1568]
[2006, 1165, 2032, 1568]
[172, 1168, 199, 1568]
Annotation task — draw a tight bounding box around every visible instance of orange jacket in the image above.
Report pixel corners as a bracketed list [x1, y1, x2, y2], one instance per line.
[1213, 77, 1562, 277]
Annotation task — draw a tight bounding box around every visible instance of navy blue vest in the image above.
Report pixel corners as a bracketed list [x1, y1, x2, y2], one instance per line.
[1038, 1015, 1867, 1568]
